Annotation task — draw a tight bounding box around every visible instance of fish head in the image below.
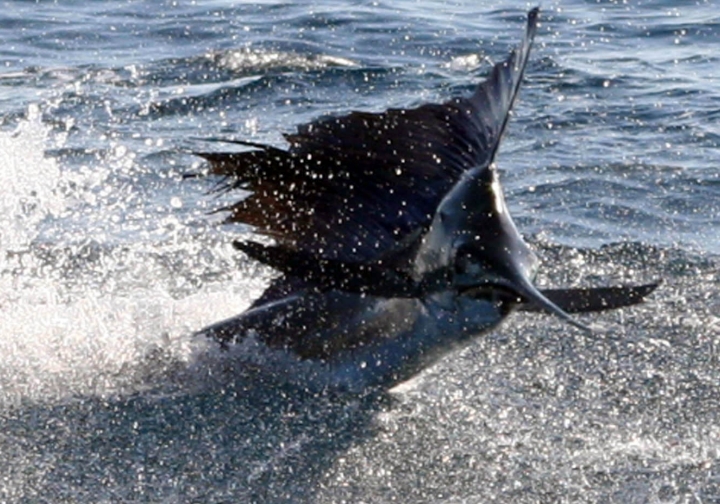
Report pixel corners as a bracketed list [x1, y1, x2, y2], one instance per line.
[415, 164, 592, 332]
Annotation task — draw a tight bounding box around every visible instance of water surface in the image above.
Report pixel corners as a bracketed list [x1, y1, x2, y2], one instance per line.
[1, 1, 719, 502]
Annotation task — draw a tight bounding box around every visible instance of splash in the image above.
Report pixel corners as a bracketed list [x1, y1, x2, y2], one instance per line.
[0, 104, 64, 252]
[213, 47, 357, 72]
[445, 53, 484, 72]
[0, 106, 266, 408]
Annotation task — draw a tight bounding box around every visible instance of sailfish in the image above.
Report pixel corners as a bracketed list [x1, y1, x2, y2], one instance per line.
[192, 8, 658, 392]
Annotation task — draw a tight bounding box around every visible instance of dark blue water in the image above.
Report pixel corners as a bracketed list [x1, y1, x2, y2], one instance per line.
[1, 1, 719, 502]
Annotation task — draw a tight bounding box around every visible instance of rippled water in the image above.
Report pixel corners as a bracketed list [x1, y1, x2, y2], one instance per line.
[1, 1, 719, 502]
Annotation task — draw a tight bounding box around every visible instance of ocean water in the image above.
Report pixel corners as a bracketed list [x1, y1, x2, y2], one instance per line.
[1, 1, 719, 502]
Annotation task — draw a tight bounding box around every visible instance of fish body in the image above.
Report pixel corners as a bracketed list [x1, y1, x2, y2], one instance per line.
[193, 8, 658, 392]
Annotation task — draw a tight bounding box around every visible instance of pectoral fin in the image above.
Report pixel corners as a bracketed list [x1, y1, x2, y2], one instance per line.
[519, 282, 660, 314]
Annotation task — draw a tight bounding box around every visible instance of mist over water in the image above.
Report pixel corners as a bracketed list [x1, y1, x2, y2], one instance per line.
[1, 1, 719, 502]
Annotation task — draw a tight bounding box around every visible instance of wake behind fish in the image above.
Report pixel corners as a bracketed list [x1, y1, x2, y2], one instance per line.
[0, 107, 271, 409]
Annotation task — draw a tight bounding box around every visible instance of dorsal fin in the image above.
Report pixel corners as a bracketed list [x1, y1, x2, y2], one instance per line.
[196, 8, 539, 264]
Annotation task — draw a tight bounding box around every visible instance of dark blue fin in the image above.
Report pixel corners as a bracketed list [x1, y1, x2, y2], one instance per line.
[521, 282, 661, 313]
[195, 8, 539, 264]
[234, 240, 419, 298]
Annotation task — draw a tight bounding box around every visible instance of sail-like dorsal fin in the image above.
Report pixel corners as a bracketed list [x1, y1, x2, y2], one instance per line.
[196, 9, 539, 263]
